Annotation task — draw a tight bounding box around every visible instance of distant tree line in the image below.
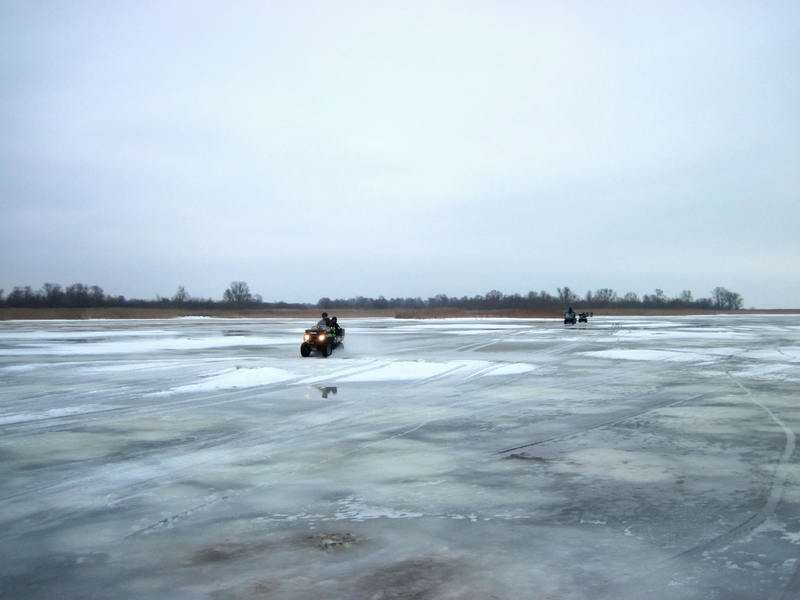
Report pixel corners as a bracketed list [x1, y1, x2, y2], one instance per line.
[0, 281, 301, 309]
[0, 282, 744, 311]
[316, 286, 743, 310]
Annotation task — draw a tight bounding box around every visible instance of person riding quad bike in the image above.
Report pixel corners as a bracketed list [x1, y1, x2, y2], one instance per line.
[330, 316, 342, 336]
[301, 313, 345, 357]
[316, 312, 331, 330]
[564, 306, 577, 325]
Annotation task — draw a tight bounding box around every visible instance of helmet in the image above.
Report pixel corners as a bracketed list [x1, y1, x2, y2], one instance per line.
[321, 312, 328, 318]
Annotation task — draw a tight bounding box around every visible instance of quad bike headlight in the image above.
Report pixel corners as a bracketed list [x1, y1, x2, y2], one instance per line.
[319, 334, 326, 341]
[304, 334, 310, 341]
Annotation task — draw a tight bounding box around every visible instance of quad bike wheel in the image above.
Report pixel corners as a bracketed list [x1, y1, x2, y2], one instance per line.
[321, 341, 333, 357]
[300, 342, 311, 357]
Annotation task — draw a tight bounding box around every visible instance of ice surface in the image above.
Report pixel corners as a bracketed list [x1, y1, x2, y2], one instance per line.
[1, 315, 799, 600]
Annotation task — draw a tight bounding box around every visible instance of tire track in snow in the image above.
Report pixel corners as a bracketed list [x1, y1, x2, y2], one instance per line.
[664, 371, 795, 562]
[493, 392, 710, 456]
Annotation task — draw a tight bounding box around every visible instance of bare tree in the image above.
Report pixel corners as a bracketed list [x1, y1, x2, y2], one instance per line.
[7, 286, 36, 307]
[622, 292, 639, 303]
[88, 285, 105, 306]
[712, 287, 743, 310]
[65, 283, 90, 306]
[593, 288, 617, 305]
[429, 293, 450, 307]
[223, 281, 253, 304]
[728, 290, 743, 310]
[173, 286, 189, 304]
[41, 283, 64, 306]
[557, 286, 577, 305]
[679, 290, 693, 304]
[485, 290, 503, 307]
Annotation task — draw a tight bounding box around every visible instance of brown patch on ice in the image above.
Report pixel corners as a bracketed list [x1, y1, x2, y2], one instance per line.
[357, 555, 465, 599]
[184, 543, 250, 565]
[210, 579, 279, 599]
[185, 542, 265, 565]
[301, 532, 361, 552]
[504, 452, 549, 462]
[186, 531, 362, 568]
[211, 576, 316, 600]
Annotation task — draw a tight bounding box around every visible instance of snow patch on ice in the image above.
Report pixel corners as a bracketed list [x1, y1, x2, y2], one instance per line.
[331, 495, 423, 521]
[747, 347, 800, 362]
[613, 329, 753, 341]
[0, 405, 114, 425]
[396, 322, 527, 330]
[736, 363, 800, 381]
[782, 530, 800, 545]
[160, 366, 295, 393]
[1, 364, 40, 372]
[0, 329, 173, 340]
[338, 360, 473, 382]
[170, 316, 213, 320]
[0, 336, 294, 356]
[483, 363, 536, 376]
[298, 361, 385, 384]
[583, 349, 713, 363]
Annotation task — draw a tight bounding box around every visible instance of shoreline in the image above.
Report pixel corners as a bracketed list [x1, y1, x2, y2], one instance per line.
[1, 307, 798, 321]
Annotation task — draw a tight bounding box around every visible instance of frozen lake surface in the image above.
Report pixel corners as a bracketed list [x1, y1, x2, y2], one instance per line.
[1, 316, 799, 599]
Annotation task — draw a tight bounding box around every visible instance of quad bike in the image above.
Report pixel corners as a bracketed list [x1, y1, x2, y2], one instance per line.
[578, 312, 593, 323]
[564, 312, 577, 325]
[300, 326, 345, 358]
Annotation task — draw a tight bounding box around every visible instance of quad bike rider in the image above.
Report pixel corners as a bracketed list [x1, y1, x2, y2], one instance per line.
[301, 312, 345, 357]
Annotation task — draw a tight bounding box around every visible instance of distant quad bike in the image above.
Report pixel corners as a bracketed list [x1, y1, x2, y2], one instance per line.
[300, 327, 345, 358]
[564, 312, 577, 325]
[578, 311, 593, 323]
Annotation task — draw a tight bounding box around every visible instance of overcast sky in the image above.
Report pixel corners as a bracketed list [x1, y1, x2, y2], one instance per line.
[1, 1, 798, 307]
